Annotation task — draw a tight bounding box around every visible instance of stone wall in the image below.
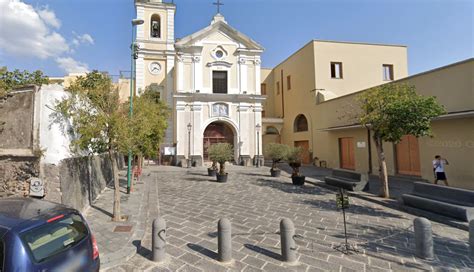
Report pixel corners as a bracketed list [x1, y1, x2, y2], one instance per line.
[43, 153, 125, 211]
[0, 156, 39, 198]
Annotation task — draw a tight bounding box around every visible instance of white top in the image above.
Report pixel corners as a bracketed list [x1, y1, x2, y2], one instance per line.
[433, 159, 447, 173]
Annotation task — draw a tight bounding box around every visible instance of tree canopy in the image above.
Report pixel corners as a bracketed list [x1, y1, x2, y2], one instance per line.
[0, 67, 49, 97]
[357, 83, 445, 198]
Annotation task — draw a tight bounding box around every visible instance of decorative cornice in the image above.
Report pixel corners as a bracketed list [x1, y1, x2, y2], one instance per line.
[238, 57, 246, 65]
[192, 56, 201, 63]
[206, 61, 232, 68]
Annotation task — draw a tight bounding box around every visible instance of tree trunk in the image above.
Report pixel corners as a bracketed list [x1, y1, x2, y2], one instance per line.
[219, 161, 226, 175]
[109, 149, 122, 221]
[374, 136, 389, 198]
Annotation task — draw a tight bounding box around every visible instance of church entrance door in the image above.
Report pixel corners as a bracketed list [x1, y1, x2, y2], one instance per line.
[203, 122, 234, 161]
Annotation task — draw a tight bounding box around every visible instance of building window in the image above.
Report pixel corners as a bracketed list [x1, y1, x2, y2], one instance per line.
[150, 14, 161, 38]
[294, 114, 308, 132]
[212, 71, 228, 94]
[266, 126, 279, 135]
[262, 110, 266, 117]
[261, 83, 266, 95]
[383, 64, 394, 81]
[276, 81, 280, 95]
[330, 62, 343, 79]
[287, 75, 291, 90]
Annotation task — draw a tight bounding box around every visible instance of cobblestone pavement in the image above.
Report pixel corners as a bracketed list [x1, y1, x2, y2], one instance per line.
[104, 165, 473, 271]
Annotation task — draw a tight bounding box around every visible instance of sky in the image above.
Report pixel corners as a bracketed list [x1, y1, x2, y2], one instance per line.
[0, 0, 472, 78]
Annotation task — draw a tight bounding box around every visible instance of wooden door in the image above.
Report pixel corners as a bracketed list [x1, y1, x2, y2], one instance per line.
[294, 141, 311, 164]
[339, 137, 355, 170]
[203, 123, 234, 160]
[396, 135, 421, 176]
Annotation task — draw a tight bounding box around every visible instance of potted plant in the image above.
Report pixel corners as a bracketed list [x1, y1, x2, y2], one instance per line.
[264, 143, 288, 177]
[207, 160, 218, 176]
[208, 143, 234, 182]
[287, 146, 305, 185]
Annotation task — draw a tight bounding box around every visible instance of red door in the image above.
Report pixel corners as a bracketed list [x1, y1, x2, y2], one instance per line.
[396, 135, 421, 176]
[294, 141, 311, 164]
[339, 137, 355, 170]
[203, 122, 234, 161]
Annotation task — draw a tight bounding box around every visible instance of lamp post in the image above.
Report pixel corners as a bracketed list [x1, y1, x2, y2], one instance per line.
[256, 123, 261, 168]
[127, 18, 144, 194]
[187, 123, 192, 168]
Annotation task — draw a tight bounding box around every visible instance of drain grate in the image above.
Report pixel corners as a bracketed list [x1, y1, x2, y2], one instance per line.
[113, 225, 133, 233]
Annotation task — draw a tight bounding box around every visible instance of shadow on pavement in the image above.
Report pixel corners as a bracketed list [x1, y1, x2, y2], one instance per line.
[133, 240, 152, 260]
[187, 243, 218, 260]
[244, 244, 281, 261]
[90, 204, 113, 218]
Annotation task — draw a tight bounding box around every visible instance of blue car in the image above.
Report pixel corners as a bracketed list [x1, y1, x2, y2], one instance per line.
[0, 197, 100, 271]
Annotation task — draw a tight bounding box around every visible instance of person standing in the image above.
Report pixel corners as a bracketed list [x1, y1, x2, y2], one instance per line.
[433, 155, 449, 186]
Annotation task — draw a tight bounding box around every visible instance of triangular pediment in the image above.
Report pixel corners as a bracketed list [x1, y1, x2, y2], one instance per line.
[175, 15, 264, 51]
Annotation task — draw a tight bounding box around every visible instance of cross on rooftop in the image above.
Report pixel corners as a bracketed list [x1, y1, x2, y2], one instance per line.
[213, 0, 223, 14]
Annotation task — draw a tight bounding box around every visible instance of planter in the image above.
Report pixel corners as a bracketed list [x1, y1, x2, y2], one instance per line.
[270, 169, 281, 177]
[291, 175, 305, 186]
[208, 168, 217, 176]
[216, 173, 228, 183]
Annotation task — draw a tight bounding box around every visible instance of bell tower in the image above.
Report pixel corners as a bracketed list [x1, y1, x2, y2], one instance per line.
[135, 0, 176, 144]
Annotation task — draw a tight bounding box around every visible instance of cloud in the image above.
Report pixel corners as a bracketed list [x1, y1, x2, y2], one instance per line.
[0, 0, 69, 59]
[55, 57, 89, 74]
[37, 6, 61, 29]
[72, 33, 94, 46]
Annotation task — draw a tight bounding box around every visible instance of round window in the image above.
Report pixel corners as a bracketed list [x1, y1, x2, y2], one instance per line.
[215, 50, 224, 59]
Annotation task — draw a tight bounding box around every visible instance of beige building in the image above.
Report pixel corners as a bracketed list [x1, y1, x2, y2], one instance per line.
[262, 48, 473, 190]
[261, 40, 408, 164]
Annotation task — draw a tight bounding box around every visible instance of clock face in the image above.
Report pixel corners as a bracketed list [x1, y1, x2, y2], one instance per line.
[149, 62, 161, 75]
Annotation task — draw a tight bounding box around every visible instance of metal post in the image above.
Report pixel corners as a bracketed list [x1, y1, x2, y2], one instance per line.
[256, 130, 260, 168]
[280, 218, 297, 263]
[152, 217, 166, 262]
[127, 24, 135, 194]
[187, 127, 191, 168]
[469, 219, 474, 254]
[414, 217, 434, 260]
[218, 218, 232, 262]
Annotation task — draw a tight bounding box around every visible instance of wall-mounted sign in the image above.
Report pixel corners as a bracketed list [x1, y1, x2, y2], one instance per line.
[212, 103, 229, 117]
[163, 147, 176, 156]
[357, 141, 366, 148]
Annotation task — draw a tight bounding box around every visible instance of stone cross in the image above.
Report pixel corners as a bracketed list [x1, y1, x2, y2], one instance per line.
[213, 0, 223, 14]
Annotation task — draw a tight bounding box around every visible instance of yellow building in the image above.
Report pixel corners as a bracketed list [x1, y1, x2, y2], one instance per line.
[262, 40, 408, 164]
[263, 51, 474, 189]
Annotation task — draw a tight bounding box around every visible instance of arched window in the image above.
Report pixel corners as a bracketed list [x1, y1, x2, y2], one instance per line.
[294, 114, 308, 132]
[265, 126, 279, 135]
[150, 14, 161, 38]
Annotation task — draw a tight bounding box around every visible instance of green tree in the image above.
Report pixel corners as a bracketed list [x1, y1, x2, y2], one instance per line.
[0, 67, 49, 97]
[208, 143, 234, 175]
[55, 71, 126, 221]
[264, 143, 289, 170]
[357, 83, 445, 198]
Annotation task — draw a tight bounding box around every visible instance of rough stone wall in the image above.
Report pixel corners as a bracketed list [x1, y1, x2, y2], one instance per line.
[42, 153, 124, 211]
[0, 156, 39, 198]
[0, 90, 35, 149]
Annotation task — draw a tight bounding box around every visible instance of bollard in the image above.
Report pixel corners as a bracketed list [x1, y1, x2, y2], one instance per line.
[152, 217, 166, 262]
[470, 220, 474, 254]
[280, 218, 297, 263]
[414, 217, 434, 260]
[218, 218, 232, 262]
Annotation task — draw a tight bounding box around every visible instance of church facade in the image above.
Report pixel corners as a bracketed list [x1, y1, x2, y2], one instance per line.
[135, 0, 264, 166]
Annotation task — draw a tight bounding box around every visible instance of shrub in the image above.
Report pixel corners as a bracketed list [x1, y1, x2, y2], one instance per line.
[208, 143, 233, 175]
[264, 143, 289, 170]
[287, 146, 303, 177]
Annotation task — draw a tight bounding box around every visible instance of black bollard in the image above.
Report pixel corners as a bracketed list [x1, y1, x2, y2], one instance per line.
[280, 218, 297, 263]
[218, 218, 232, 262]
[414, 217, 434, 260]
[152, 217, 166, 262]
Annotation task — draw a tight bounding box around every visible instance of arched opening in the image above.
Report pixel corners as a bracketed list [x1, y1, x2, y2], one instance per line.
[203, 122, 234, 161]
[265, 126, 279, 135]
[150, 14, 161, 38]
[294, 114, 308, 132]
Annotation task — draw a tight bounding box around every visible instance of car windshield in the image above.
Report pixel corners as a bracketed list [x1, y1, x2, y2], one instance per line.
[21, 213, 88, 263]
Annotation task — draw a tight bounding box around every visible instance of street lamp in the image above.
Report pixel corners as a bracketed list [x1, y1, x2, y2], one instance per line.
[256, 123, 261, 168]
[127, 18, 144, 194]
[187, 123, 192, 168]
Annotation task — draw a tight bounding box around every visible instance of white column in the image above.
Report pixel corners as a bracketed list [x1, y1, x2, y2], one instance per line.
[164, 55, 175, 144]
[238, 104, 251, 155]
[254, 103, 263, 155]
[136, 6, 145, 40]
[255, 59, 261, 95]
[176, 56, 184, 91]
[167, 8, 175, 51]
[193, 56, 202, 92]
[192, 103, 203, 156]
[238, 57, 247, 93]
[135, 54, 145, 94]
